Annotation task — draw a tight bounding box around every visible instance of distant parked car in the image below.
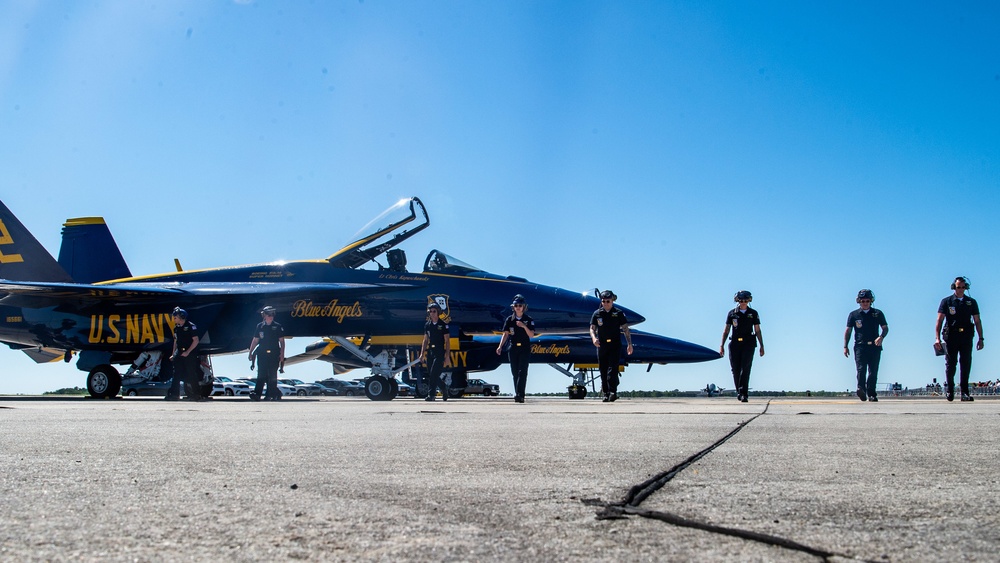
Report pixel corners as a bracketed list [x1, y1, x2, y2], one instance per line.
[280, 379, 324, 396]
[122, 378, 173, 397]
[464, 378, 500, 396]
[214, 376, 252, 396]
[318, 378, 366, 397]
[312, 381, 341, 396]
[395, 378, 413, 397]
[238, 378, 297, 396]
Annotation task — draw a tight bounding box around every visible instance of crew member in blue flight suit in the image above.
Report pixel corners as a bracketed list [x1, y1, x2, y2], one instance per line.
[590, 290, 633, 402]
[935, 276, 985, 402]
[844, 289, 888, 402]
[719, 290, 764, 403]
[496, 294, 536, 404]
[248, 306, 285, 401]
[420, 302, 452, 401]
[167, 307, 201, 401]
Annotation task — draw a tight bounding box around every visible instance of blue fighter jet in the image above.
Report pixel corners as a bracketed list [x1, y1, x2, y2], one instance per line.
[0, 197, 664, 400]
[287, 330, 721, 399]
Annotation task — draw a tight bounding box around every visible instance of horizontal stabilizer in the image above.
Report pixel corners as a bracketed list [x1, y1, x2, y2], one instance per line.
[21, 347, 71, 364]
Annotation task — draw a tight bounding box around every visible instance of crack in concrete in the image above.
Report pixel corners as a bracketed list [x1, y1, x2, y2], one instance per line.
[589, 400, 877, 562]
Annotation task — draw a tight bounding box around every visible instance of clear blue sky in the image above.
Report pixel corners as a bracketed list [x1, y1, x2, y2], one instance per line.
[1, 1, 997, 395]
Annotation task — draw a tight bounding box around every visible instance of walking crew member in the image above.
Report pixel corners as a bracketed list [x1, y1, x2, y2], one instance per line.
[719, 290, 764, 403]
[590, 290, 633, 402]
[420, 302, 452, 401]
[844, 289, 888, 402]
[168, 307, 201, 401]
[935, 276, 985, 402]
[496, 294, 536, 403]
[248, 306, 285, 401]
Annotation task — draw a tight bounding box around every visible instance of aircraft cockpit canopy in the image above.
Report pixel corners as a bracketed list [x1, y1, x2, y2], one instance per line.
[423, 249, 529, 282]
[424, 250, 479, 274]
[326, 197, 429, 270]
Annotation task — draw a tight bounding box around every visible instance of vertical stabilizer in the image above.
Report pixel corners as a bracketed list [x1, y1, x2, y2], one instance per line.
[58, 217, 133, 283]
[0, 200, 72, 282]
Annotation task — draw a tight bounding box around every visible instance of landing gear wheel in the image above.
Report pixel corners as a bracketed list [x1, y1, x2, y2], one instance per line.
[365, 376, 393, 401]
[388, 378, 399, 399]
[87, 365, 122, 399]
[568, 385, 587, 400]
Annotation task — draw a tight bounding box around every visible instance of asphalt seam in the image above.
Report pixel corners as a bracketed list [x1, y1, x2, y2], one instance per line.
[591, 400, 877, 562]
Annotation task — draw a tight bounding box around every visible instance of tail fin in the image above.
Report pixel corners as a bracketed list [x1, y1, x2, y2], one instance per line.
[0, 200, 72, 282]
[58, 217, 133, 283]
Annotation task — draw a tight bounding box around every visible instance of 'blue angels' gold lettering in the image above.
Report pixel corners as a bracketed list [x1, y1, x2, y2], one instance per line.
[290, 300, 363, 323]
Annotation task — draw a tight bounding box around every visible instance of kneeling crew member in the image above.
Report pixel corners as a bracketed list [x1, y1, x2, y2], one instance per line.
[844, 289, 888, 402]
[720, 290, 764, 403]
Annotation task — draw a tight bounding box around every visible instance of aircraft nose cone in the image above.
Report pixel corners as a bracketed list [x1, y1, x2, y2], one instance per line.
[630, 331, 719, 364]
[616, 304, 645, 326]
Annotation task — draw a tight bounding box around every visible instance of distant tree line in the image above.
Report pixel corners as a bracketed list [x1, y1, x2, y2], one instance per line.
[43, 387, 88, 395]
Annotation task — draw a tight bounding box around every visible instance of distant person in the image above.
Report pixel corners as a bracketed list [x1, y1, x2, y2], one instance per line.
[248, 306, 285, 401]
[719, 290, 764, 403]
[590, 290, 633, 402]
[844, 289, 888, 402]
[934, 276, 985, 402]
[496, 294, 536, 403]
[420, 302, 452, 401]
[168, 307, 201, 401]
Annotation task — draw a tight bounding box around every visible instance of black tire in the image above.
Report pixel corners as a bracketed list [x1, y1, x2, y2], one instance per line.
[87, 365, 121, 399]
[125, 389, 137, 397]
[365, 376, 392, 401]
[225, 388, 234, 396]
[388, 378, 399, 399]
[297, 389, 307, 396]
[345, 390, 355, 397]
[448, 387, 464, 399]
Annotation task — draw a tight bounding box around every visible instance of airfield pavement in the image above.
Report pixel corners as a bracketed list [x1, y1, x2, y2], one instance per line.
[0, 395, 998, 562]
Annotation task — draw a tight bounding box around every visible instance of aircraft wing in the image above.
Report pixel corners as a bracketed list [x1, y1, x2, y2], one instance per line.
[0, 280, 408, 308]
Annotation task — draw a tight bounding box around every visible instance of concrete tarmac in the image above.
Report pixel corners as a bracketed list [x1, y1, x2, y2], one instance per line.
[1, 395, 997, 562]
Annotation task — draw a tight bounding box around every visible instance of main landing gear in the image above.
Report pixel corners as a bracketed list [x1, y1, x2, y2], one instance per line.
[87, 365, 122, 399]
[327, 337, 420, 401]
[550, 363, 592, 400]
